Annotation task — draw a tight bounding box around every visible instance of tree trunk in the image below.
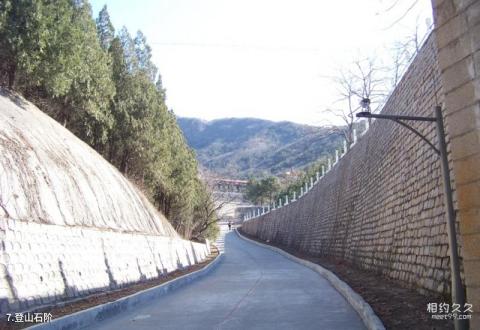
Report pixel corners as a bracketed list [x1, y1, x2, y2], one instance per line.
[60, 97, 71, 127]
[120, 151, 129, 173]
[108, 137, 116, 163]
[7, 62, 16, 90]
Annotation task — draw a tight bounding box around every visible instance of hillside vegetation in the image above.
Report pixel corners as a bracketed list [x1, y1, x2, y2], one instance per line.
[178, 117, 342, 178]
[0, 1, 217, 239]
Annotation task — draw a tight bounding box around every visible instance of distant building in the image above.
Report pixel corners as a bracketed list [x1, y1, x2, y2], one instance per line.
[213, 178, 248, 193]
[212, 178, 251, 223]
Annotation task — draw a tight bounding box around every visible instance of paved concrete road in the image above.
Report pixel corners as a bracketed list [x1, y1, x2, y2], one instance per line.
[90, 228, 366, 330]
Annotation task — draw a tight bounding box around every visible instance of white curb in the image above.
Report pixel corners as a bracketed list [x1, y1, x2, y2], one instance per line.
[236, 229, 385, 330]
[28, 252, 224, 330]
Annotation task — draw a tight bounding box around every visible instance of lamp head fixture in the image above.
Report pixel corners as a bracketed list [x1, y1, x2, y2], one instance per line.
[357, 97, 372, 118]
[360, 97, 371, 112]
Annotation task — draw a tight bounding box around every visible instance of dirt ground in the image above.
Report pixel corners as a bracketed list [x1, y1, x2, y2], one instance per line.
[0, 246, 219, 330]
[238, 229, 454, 330]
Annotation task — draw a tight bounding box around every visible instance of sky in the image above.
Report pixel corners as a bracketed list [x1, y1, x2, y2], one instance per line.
[90, 0, 433, 126]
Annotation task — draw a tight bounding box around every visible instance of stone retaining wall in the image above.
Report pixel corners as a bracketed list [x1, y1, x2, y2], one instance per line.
[242, 33, 462, 296]
[0, 219, 209, 313]
[432, 0, 480, 326]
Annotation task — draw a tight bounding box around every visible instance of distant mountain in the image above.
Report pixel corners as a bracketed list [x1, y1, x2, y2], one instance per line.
[177, 117, 343, 179]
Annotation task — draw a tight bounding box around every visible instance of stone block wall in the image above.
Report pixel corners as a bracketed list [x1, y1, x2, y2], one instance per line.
[432, 0, 480, 326]
[0, 219, 209, 313]
[242, 33, 460, 297]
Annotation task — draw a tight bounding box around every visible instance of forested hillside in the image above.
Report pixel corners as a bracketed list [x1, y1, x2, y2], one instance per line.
[178, 117, 342, 178]
[0, 1, 217, 239]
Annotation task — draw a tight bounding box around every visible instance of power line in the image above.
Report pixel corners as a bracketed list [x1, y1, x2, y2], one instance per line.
[383, 0, 402, 13]
[382, 0, 419, 30]
[149, 41, 323, 53]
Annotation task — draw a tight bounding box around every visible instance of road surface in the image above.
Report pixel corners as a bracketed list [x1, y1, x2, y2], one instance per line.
[90, 226, 366, 330]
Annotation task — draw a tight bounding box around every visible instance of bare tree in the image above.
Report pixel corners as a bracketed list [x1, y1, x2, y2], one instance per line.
[321, 3, 433, 148]
[190, 174, 237, 240]
[322, 57, 389, 149]
[389, 18, 433, 88]
[322, 75, 357, 148]
[191, 187, 230, 239]
[352, 58, 390, 110]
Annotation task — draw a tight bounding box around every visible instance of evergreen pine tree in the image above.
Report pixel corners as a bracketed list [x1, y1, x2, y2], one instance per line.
[118, 26, 138, 73]
[134, 30, 158, 81]
[96, 5, 115, 51]
[155, 74, 166, 102]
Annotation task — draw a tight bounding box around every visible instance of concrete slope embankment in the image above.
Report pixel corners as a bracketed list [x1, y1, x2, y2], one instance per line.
[0, 90, 210, 314]
[0, 90, 175, 235]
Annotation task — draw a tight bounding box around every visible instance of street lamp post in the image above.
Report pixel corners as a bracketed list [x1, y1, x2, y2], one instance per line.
[356, 98, 467, 330]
